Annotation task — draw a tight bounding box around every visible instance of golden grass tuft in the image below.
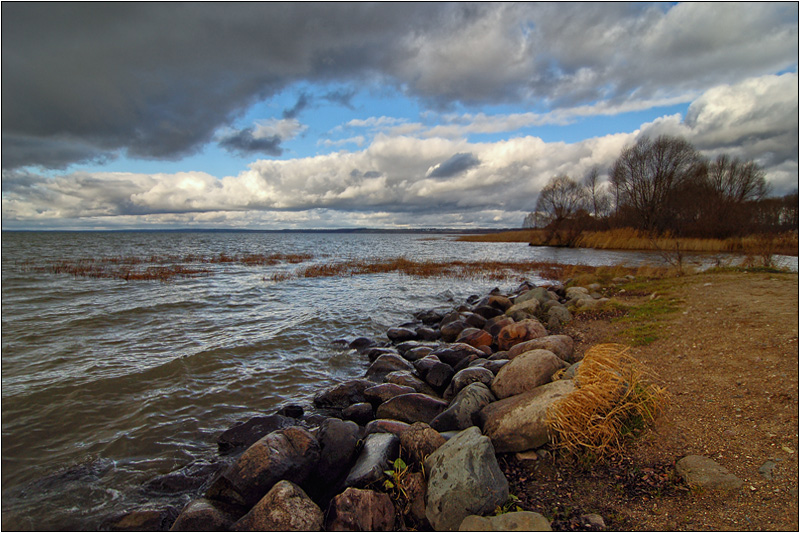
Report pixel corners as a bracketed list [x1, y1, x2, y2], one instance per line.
[546, 343, 668, 460]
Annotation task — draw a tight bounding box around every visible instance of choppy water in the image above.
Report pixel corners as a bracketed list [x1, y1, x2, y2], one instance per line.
[1, 231, 796, 530]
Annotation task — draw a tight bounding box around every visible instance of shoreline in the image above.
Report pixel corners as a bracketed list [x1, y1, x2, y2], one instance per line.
[103, 266, 798, 531]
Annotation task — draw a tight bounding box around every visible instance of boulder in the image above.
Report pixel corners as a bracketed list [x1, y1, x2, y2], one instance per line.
[396, 340, 439, 356]
[507, 335, 575, 363]
[326, 488, 396, 531]
[384, 371, 439, 396]
[473, 305, 504, 320]
[364, 419, 411, 437]
[415, 326, 440, 341]
[547, 305, 572, 327]
[496, 319, 548, 351]
[404, 346, 435, 361]
[217, 414, 297, 454]
[480, 380, 575, 453]
[443, 367, 495, 400]
[456, 328, 494, 349]
[105, 507, 179, 531]
[313, 379, 375, 410]
[485, 316, 514, 337]
[424, 427, 509, 531]
[414, 309, 445, 325]
[365, 347, 400, 363]
[365, 354, 415, 382]
[349, 337, 378, 353]
[505, 299, 540, 321]
[675, 455, 743, 491]
[423, 361, 455, 390]
[431, 343, 486, 368]
[485, 294, 513, 310]
[491, 349, 567, 399]
[387, 327, 418, 343]
[453, 353, 483, 373]
[275, 404, 304, 419]
[364, 383, 417, 407]
[375, 393, 448, 425]
[430, 382, 496, 432]
[343, 402, 374, 425]
[315, 418, 361, 485]
[463, 312, 487, 329]
[231, 480, 323, 532]
[565, 286, 590, 300]
[441, 320, 469, 342]
[471, 358, 509, 375]
[459, 511, 552, 531]
[399, 422, 447, 466]
[209, 426, 320, 507]
[343, 432, 401, 488]
[170, 498, 237, 531]
[403, 472, 429, 527]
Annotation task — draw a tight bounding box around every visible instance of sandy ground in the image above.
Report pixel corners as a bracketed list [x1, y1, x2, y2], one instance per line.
[503, 270, 799, 531]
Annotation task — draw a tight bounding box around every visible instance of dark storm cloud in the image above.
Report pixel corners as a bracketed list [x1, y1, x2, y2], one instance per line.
[323, 88, 357, 109]
[282, 93, 311, 120]
[2, 2, 796, 173]
[218, 128, 283, 157]
[427, 153, 481, 178]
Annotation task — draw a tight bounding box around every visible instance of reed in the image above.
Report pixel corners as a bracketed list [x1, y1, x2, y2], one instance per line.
[547, 343, 668, 460]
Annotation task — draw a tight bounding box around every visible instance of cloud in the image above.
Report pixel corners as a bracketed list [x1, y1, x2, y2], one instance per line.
[217, 118, 307, 156]
[3, 3, 795, 171]
[282, 93, 311, 119]
[426, 153, 481, 178]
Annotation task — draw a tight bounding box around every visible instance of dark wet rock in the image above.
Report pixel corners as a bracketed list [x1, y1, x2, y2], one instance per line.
[364, 383, 417, 407]
[486, 315, 515, 338]
[456, 327, 493, 349]
[675, 455, 743, 491]
[507, 334, 575, 362]
[170, 498, 238, 531]
[349, 337, 378, 353]
[231, 480, 323, 532]
[415, 326, 440, 341]
[443, 367, 495, 400]
[375, 393, 449, 424]
[431, 382, 496, 432]
[209, 426, 320, 507]
[422, 361, 455, 390]
[470, 358, 509, 375]
[481, 380, 575, 453]
[414, 309, 445, 326]
[217, 414, 297, 454]
[440, 310, 462, 326]
[105, 506, 180, 531]
[384, 371, 439, 396]
[399, 422, 447, 466]
[424, 427, 508, 531]
[343, 432, 401, 488]
[364, 419, 411, 437]
[275, 403, 305, 419]
[387, 327, 418, 343]
[315, 418, 361, 490]
[365, 353, 415, 382]
[453, 353, 482, 373]
[343, 402, 374, 425]
[326, 487, 396, 531]
[430, 343, 485, 368]
[441, 319, 469, 342]
[404, 471, 429, 528]
[491, 349, 568, 399]
[473, 305, 505, 319]
[404, 345, 435, 361]
[496, 319, 548, 351]
[365, 347, 400, 362]
[395, 340, 439, 356]
[313, 379, 375, 410]
[463, 312, 487, 329]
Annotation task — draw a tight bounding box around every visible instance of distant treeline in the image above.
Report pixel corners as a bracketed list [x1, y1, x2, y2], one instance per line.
[524, 135, 798, 245]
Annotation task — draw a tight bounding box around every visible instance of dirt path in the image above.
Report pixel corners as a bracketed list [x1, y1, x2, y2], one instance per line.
[505, 270, 799, 531]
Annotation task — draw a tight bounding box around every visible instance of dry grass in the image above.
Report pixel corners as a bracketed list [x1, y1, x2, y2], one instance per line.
[547, 343, 668, 460]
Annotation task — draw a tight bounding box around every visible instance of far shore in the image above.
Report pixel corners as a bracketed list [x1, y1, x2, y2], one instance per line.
[456, 228, 799, 257]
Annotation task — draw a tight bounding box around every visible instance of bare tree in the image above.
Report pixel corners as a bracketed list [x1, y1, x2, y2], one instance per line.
[610, 135, 706, 233]
[583, 165, 612, 220]
[534, 174, 588, 244]
[707, 154, 769, 203]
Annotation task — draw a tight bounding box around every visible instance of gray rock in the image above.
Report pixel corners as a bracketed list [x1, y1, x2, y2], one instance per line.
[443, 367, 495, 400]
[430, 343, 486, 368]
[231, 480, 323, 532]
[516, 287, 557, 305]
[364, 419, 411, 437]
[491, 349, 567, 399]
[675, 455, 743, 491]
[399, 422, 447, 466]
[759, 459, 780, 480]
[375, 393, 448, 424]
[431, 382, 496, 432]
[505, 299, 541, 321]
[344, 432, 401, 488]
[365, 347, 400, 362]
[441, 320, 469, 342]
[387, 326, 418, 343]
[384, 371, 439, 396]
[459, 511, 552, 531]
[580, 513, 605, 529]
[481, 379, 575, 453]
[425, 427, 508, 531]
[364, 383, 417, 406]
[506, 335, 574, 362]
[315, 418, 361, 484]
[217, 414, 297, 454]
[404, 345, 435, 361]
[547, 305, 572, 326]
[326, 488, 396, 531]
[365, 353, 415, 382]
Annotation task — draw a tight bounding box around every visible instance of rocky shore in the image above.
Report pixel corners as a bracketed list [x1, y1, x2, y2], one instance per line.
[104, 276, 743, 532]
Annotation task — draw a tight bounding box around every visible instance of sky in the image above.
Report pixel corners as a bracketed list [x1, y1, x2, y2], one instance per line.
[2, 2, 798, 230]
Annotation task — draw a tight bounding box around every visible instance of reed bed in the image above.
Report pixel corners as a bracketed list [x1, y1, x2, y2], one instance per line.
[547, 343, 668, 460]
